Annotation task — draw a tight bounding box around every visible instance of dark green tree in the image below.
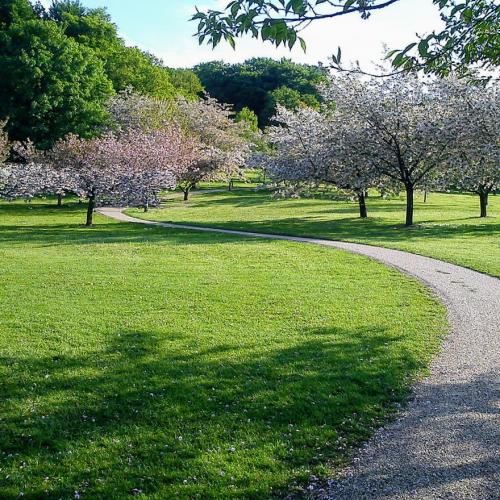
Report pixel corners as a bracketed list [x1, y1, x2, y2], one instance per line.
[45, 0, 203, 99]
[194, 58, 327, 126]
[0, 19, 113, 148]
[0, 0, 36, 28]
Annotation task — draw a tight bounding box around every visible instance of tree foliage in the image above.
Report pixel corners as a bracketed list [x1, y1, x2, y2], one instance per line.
[0, 16, 113, 148]
[44, 0, 203, 99]
[194, 58, 327, 126]
[387, 0, 499, 79]
[0, 0, 203, 147]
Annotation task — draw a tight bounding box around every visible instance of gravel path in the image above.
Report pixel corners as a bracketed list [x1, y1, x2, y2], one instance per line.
[99, 207, 500, 499]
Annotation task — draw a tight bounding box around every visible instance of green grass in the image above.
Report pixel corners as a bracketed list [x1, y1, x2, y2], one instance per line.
[0, 200, 446, 498]
[129, 189, 500, 277]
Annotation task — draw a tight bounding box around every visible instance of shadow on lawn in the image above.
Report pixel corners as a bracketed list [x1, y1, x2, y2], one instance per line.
[160, 217, 500, 245]
[2, 201, 498, 250]
[1, 326, 426, 498]
[0, 202, 265, 247]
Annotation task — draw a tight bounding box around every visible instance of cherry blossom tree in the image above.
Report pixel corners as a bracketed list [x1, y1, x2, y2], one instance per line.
[44, 133, 125, 225]
[44, 124, 198, 223]
[322, 74, 454, 226]
[107, 88, 175, 133]
[10, 139, 78, 207]
[0, 138, 62, 202]
[114, 126, 199, 211]
[175, 97, 251, 199]
[108, 91, 251, 200]
[267, 106, 385, 218]
[436, 78, 499, 217]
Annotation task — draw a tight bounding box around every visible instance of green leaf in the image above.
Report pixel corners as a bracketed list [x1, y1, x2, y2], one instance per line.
[343, 0, 356, 11]
[418, 39, 429, 57]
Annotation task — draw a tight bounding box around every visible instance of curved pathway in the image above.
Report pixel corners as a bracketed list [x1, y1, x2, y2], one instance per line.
[98, 207, 500, 499]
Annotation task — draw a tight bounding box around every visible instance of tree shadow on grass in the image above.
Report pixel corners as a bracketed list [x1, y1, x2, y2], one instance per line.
[161, 217, 500, 245]
[1, 326, 427, 498]
[2, 201, 498, 250]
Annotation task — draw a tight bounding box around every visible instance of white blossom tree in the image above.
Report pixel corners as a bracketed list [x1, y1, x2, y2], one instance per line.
[107, 88, 175, 133]
[322, 74, 454, 226]
[436, 78, 499, 217]
[175, 97, 251, 199]
[267, 106, 385, 218]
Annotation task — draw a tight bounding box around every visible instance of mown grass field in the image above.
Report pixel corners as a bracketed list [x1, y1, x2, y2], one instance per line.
[0, 199, 446, 498]
[131, 189, 500, 277]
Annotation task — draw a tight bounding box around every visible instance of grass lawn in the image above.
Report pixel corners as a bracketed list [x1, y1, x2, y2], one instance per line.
[129, 189, 500, 277]
[0, 200, 446, 498]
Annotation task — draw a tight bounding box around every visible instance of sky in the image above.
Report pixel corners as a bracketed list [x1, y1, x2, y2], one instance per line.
[38, 0, 444, 69]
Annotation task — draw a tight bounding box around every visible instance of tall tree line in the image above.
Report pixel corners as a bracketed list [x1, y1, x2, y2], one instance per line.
[0, 0, 203, 148]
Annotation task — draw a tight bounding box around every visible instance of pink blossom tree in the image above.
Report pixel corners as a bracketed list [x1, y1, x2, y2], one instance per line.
[45, 125, 197, 223]
[108, 91, 253, 201]
[114, 126, 199, 211]
[45, 133, 125, 225]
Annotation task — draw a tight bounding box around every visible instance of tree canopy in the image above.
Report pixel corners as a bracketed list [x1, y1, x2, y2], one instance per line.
[0, 0, 203, 147]
[194, 58, 327, 127]
[0, 16, 113, 148]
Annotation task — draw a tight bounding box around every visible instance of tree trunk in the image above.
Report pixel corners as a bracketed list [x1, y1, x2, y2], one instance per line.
[183, 189, 189, 201]
[358, 192, 368, 218]
[423, 189, 427, 203]
[57, 193, 63, 207]
[228, 179, 234, 191]
[86, 193, 96, 226]
[144, 201, 149, 213]
[405, 184, 414, 226]
[479, 191, 488, 218]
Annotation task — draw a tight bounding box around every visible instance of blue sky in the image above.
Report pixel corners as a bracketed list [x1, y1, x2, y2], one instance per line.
[39, 0, 444, 68]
